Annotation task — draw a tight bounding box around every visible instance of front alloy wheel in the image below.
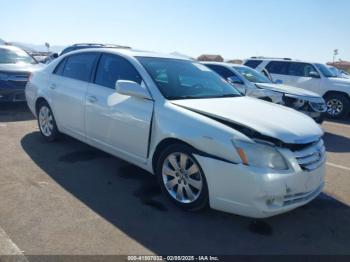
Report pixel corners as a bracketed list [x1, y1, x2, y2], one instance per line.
[157, 144, 209, 211]
[325, 94, 350, 119]
[327, 99, 343, 117]
[162, 152, 203, 203]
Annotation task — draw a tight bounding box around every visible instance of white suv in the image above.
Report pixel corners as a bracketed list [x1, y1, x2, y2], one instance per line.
[244, 58, 350, 119]
[202, 62, 326, 123]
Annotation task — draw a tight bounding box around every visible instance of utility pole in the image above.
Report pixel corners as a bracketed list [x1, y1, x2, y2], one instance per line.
[45, 42, 50, 53]
[333, 49, 338, 63]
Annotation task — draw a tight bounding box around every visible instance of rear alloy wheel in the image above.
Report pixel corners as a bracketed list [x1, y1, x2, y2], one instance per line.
[37, 101, 60, 141]
[157, 144, 208, 211]
[325, 94, 350, 119]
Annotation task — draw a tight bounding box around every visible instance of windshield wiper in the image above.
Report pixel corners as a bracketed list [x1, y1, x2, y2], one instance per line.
[167, 95, 202, 100]
[168, 94, 241, 100]
[210, 94, 241, 98]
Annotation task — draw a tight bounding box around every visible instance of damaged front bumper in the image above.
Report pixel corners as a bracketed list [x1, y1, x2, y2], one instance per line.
[194, 152, 325, 218]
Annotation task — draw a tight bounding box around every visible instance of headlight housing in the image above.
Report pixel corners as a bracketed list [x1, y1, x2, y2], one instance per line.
[282, 94, 306, 109]
[309, 100, 327, 112]
[232, 140, 288, 170]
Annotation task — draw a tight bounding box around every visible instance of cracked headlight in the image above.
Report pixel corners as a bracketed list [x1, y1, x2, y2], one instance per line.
[309, 100, 327, 112]
[282, 94, 306, 109]
[232, 140, 288, 170]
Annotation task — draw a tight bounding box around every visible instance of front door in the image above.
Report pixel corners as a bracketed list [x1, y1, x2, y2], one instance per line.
[85, 54, 153, 162]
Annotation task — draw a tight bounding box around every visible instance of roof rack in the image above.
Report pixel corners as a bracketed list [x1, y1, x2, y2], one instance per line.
[250, 56, 292, 61]
[72, 43, 131, 49]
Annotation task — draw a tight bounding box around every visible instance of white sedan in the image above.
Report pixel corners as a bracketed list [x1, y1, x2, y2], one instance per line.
[26, 48, 326, 218]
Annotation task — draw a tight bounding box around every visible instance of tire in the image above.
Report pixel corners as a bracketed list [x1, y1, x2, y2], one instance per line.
[156, 143, 209, 211]
[325, 94, 350, 119]
[37, 101, 60, 142]
[315, 114, 325, 124]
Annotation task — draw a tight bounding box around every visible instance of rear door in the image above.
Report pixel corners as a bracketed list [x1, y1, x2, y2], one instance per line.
[266, 61, 321, 93]
[85, 53, 153, 162]
[284, 62, 322, 94]
[49, 53, 98, 138]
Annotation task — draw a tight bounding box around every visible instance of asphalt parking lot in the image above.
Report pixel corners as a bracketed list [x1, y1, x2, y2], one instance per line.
[0, 102, 350, 257]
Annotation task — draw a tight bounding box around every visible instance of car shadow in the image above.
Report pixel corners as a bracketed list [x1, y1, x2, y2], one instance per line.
[21, 132, 350, 255]
[324, 132, 350, 153]
[0, 102, 35, 122]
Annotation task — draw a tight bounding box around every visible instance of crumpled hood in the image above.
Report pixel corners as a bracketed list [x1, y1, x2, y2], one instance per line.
[256, 83, 321, 98]
[171, 97, 323, 144]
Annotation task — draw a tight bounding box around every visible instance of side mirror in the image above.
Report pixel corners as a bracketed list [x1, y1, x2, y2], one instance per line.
[52, 53, 59, 59]
[308, 71, 320, 78]
[274, 79, 283, 84]
[116, 80, 151, 100]
[227, 76, 243, 85]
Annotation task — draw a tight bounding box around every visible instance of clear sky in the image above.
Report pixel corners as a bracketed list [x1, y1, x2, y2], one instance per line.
[1, 0, 349, 62]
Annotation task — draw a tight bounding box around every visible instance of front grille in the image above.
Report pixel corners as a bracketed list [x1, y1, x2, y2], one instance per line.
[283, 184, 323, 206]
[293, 139, 326, 171]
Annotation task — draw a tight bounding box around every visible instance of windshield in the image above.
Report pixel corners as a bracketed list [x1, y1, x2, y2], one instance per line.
[328, 66, 341, 77]
[233, 66, 271, 84]
[315, 63, 337, 78]
[137, 57, 241, 100]
[0, 47, 36, 64]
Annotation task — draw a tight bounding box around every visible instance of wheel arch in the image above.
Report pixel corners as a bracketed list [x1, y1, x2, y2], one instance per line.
[151, 138, 196, 174]
[323, 91, 350, 100]
[35, 97, 49, 114]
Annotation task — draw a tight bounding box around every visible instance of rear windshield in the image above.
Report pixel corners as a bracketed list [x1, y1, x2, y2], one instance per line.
[244, 60, 262, 69]
[0, 47, 36, 64]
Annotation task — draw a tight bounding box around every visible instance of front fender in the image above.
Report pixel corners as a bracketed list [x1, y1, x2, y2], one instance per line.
[148, 101, 252, 170]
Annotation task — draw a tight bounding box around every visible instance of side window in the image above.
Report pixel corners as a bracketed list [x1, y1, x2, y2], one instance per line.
[288, 62, 317, 77]
[154, 69, 169, 84]
[206, 65, 235, 79]
[244, 60, 262, 69]
[266, 61, 289, 75]
[62, 53, 98, 82]
[53, 58, 67, 75]
[95, 54, 142, 89]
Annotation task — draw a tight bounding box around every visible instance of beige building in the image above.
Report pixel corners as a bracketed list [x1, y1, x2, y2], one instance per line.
[327, 60, 350, 73]
[197, 54, 224, 62]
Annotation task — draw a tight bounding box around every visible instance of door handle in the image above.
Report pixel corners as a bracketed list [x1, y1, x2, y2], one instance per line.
[87, 96, 98, 103]
[50, 84, 57, 90]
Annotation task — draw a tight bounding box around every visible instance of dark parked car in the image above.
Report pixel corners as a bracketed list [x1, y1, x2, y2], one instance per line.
[0, 45, 42, 102]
